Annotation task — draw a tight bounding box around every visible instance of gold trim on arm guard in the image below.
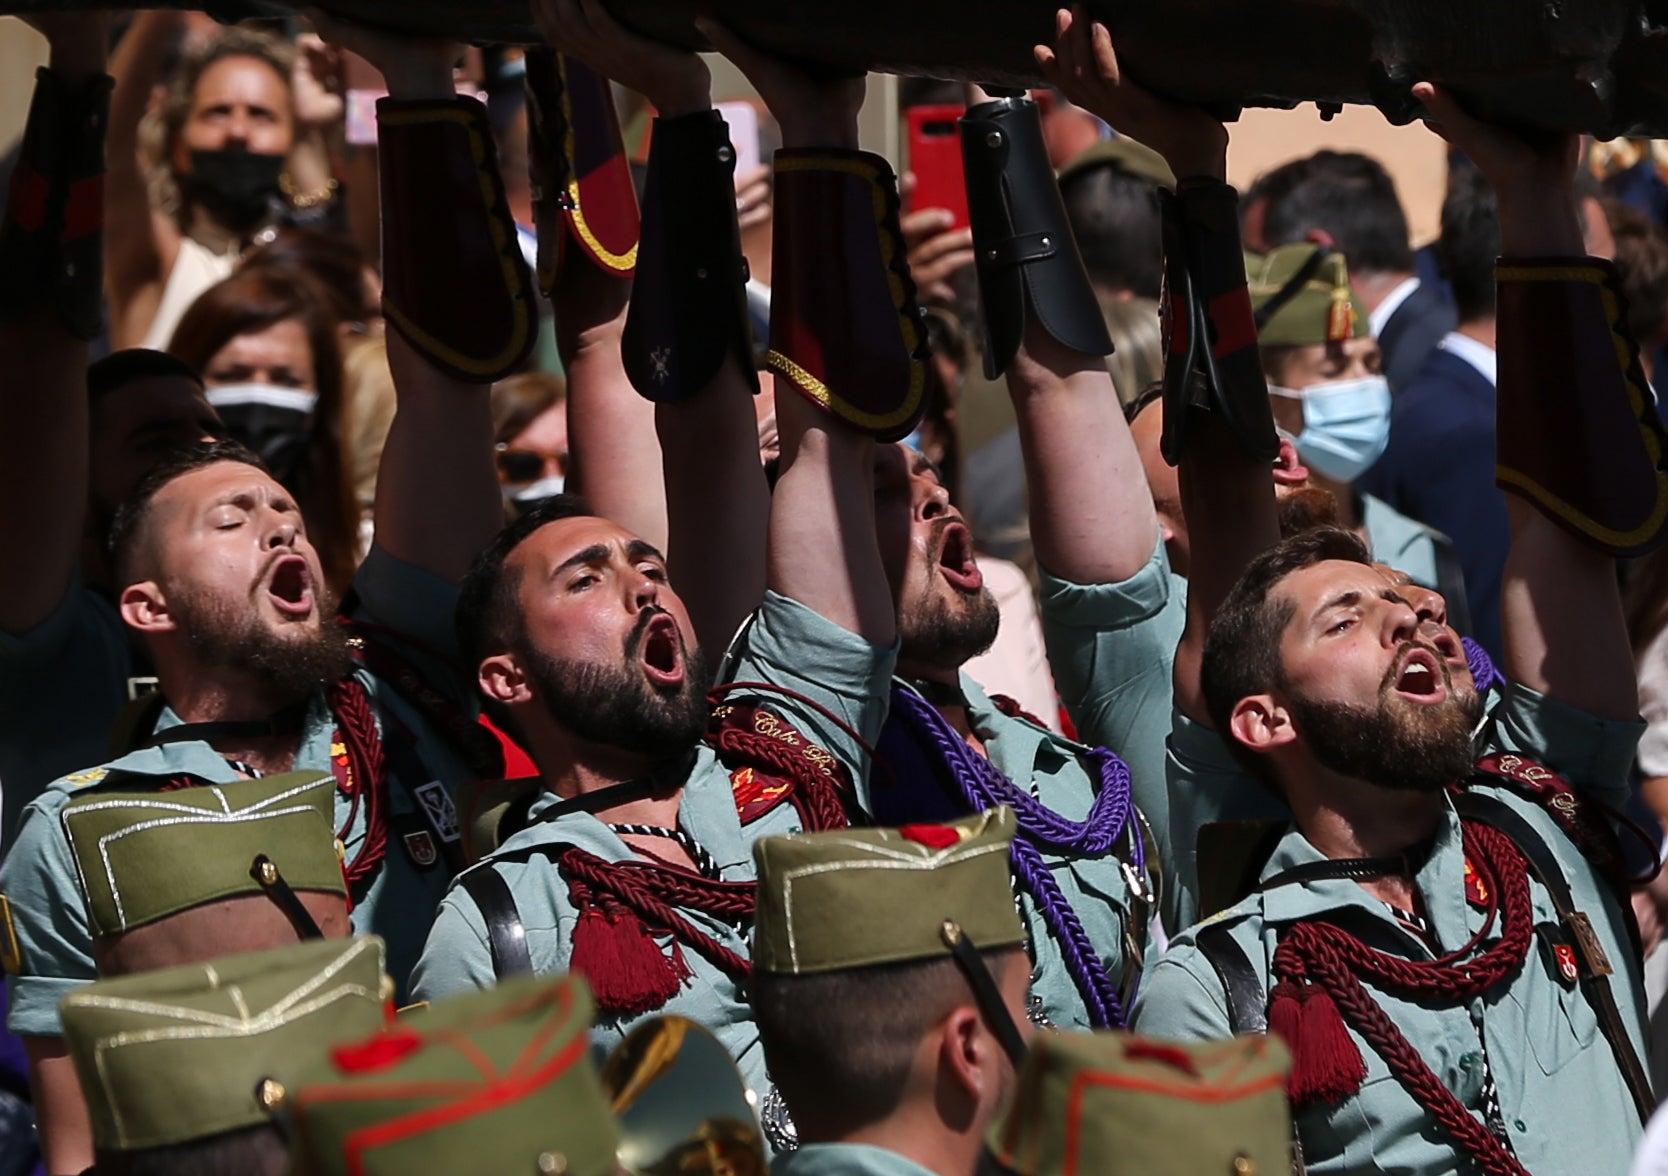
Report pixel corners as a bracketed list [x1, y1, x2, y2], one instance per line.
[1495, 256, 1668, 554]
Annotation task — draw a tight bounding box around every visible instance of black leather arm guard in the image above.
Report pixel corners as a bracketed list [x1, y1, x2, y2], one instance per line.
[0, 67, 113, 340]
[960, 97, 1111, 378]
[621, 109, 756, 402]
[1158, 180, 1278, 466]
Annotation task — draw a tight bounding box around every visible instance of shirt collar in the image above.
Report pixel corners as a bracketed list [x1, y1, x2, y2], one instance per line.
[1437, 331, 1498, 385]
[1368, 276, 1421, 338]
[1258, 795, 1468, 949]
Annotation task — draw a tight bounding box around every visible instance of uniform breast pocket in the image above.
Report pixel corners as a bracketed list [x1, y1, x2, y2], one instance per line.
[1513, 931, 1600, 1077]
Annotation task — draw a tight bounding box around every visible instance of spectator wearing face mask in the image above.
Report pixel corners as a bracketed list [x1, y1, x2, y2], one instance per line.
[105, 17, 346, 351]
[1249, 243, 1469, 623]
[166, 266, 359, 594]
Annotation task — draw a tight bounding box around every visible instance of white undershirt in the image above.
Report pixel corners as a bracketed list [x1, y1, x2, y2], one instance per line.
[1437, 330, 1498, 386]
[1369, 275, 1422, 338]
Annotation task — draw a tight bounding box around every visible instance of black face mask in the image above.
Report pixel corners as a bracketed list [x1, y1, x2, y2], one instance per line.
[206, 386, 315, 483]
[185, 149, 286, 231]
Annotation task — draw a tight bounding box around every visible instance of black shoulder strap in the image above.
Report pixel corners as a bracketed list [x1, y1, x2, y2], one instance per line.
[457, 866, 533, 978]
[1193, 924, 1309, 1174]
[1196, 922, 1267, 1034]
[1428, 532, 1473, 637]
[1454, 791, 1654, 1123]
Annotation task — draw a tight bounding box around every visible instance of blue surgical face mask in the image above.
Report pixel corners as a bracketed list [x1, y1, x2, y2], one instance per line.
[1269, 375, 1391, 483]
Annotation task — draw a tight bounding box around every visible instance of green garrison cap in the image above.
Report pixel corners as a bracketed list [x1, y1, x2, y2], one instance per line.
[1057, 135, 1176, 190]
[61, 771, 345, 935]
[288, 972, 619, 1176]
[1245, 243, 1369, 347]
[753, 806, 1025, 975]
[988, 1031, 1293, 1176]
[59, 936, 389, 1153]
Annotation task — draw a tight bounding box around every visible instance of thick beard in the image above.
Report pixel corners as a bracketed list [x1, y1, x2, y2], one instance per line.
[170, 582, 354, 698]
[1285, 674, 1485, 794]
[522, 611, 711, 762]
[900, 583, 1001, 670]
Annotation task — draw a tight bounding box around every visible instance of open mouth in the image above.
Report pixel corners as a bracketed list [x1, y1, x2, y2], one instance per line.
[637, 611, 686, 690]
[265, 554, 315, 618]
[935, 521, 984, 593]
[1390, 645, 1447, 704]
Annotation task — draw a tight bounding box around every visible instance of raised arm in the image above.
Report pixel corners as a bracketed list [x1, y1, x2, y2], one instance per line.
[1417, 86, 1643, 721]
[1040, 10, 1278, 722]
[313, 18, 528, 585]
[956, 72, 1155, 585]
[0, 15, 110, 636]
[104, 10, 183, 350]
[705, 22, 903, 645]
[530, 0, 768, 655]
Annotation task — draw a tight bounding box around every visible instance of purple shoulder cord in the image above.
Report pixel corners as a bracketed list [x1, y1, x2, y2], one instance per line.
[1463, 637, 1506, 693]
[889, 686, 1144, 1027]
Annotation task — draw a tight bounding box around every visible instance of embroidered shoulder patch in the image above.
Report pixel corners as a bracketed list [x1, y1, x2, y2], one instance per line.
[1193, 904, 1250, 932]
[63, 767, 109, 790]
[709, 703, 855, 826]
[0, 895, 22, 974]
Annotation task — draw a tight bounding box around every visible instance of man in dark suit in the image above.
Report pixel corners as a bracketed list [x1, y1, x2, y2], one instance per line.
[1359, 167, 1507, 657]
[1258, 150, 1457, 395]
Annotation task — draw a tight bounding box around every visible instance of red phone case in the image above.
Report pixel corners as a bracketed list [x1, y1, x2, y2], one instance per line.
[907, 104, 970, 231]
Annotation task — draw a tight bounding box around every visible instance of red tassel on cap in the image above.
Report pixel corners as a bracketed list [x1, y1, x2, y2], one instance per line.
[569, 898, 691, 1016]
[1269, 978, 1366, 1108]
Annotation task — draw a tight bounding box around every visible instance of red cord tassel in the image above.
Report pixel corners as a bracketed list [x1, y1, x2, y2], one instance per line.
[1270, 978, 1366, 1108]
[570, 899, 691, 1016]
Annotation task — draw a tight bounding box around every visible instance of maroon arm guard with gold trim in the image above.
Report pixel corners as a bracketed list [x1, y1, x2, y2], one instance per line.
[525, 48, 638, 292]
[377, 96, 536, 383]
[766, 149, 930, 441]
[0, 67, 112, 340]
[1495, 257, 1668, 555]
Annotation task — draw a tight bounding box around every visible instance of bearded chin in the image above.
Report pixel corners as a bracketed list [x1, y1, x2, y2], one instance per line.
[171, 585, 353, 698]
[900, 585, 1001, 670]
[525, 645, 712, 762]
[1286, 685, 1485, 794]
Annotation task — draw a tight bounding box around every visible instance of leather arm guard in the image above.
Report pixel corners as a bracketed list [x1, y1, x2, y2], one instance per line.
[621, 109, 756, 402]
[524, 48, 638, 292]
[767, 149, 930, 440]
[1158, 180, 1278, 466]
[0, 67, 112, 340]
[959, 97, 1112, 378]
[1495, 257, 1668, 555]
[377, 96, 536, 382]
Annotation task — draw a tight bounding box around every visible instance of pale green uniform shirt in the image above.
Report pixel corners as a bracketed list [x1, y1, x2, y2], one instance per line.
[0, 546, 477, 1035]
[772, 1143, 939, 1175]
[1361, 492, 1444, 592]
[410, 591, 898, 1096]
[1135, 684, 1646, 1175]
[1036, 533, 1187, 933]
[872, 675, 1149, 1031]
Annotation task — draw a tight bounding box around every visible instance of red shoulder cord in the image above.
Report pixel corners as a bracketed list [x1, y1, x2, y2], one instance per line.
[1270, 820, 1534, 1176]
[326, 676, 389, 887]
[708, 680, 884, 832]
[558, 846, 756, 1016]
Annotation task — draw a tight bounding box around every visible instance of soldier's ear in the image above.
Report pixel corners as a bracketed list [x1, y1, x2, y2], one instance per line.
[119, 581, 175, 634]
[938, 1004, 990, 1102]
[1229, 694, 1295, 755]
[478, 652, 532, 706]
